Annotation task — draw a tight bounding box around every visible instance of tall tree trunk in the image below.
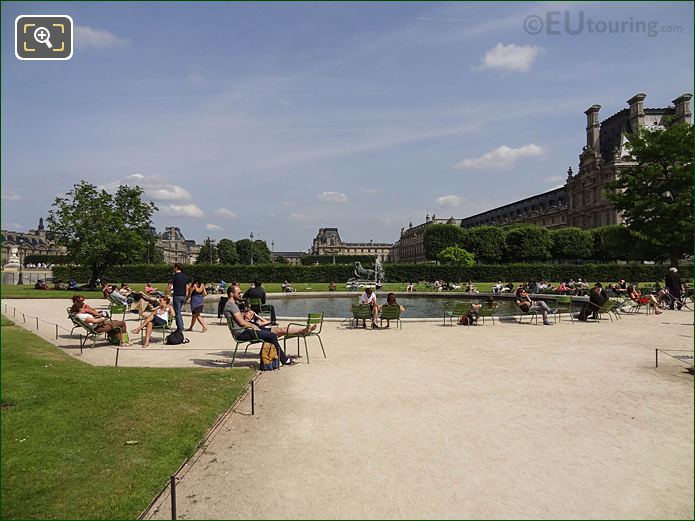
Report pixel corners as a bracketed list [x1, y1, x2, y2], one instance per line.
[670, 252, 679, 268]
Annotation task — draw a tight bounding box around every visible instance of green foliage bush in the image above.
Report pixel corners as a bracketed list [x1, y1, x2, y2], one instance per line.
[300, 255, 377, 266]
[504, 225, 552, 262]
[54, 262, 682, 285]
[422, 224, 468, 260]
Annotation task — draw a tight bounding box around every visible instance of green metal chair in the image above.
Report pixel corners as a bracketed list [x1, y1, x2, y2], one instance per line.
[351, 304, 373, 328]
[554, 296, 574, 323]
[109, 301, 127, 322]
[477, 303, 498, 325]
[67, 309, 122, 351]
[225, 316, 264, 367]
[246, 297, 273, 319]
[444, 302, 472, 326]
[283, 313, 326, 363]
[517, 305, 539, 325]
[379, 305, 402, 329]
[591, 300, 621, 322]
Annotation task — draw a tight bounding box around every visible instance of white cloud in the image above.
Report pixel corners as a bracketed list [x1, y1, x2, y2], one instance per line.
[74, 25, 129, 49]
[160, 204, 205, 218]
[454, 144, 543, 170]
[213, 208, 238, 219]
[287, 212, 308, 222]
[544, 176, 563, 183]
[480, 43, 541, 72]
[435, 195, 466, 208]
[101, 174, 192, 202]
[1, 191, 22, 201]
[317, 192, 348, 203]
[205, 223, 222, 231]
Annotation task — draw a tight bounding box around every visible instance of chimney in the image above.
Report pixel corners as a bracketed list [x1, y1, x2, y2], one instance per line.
[672, 93, 693, 125]
[627, 93, 646, 134]
[584, 104, 601, 150]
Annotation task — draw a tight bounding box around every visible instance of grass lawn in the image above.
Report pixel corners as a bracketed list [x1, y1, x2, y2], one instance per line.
[1, 317, 253, 519]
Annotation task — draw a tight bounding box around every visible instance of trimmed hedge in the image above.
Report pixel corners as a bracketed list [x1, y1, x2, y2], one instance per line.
[300, 255, 377, 266]
[53, 262, 686, 284]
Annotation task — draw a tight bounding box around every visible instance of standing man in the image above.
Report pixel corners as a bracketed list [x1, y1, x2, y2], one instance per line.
[168, 263, 189, 332]
[665, 267, 682, 310]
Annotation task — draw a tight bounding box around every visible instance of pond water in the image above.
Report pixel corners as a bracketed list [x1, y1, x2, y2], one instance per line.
[203, 294, 583, 319]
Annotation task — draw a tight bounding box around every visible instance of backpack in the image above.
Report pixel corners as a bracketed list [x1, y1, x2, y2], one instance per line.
[458, 315, 470, 326]
[259, 342, 279, 371]
[166, 330, 190, 345]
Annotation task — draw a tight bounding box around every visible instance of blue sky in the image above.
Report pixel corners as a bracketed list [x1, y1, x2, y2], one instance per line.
[2, 1, 693, 251]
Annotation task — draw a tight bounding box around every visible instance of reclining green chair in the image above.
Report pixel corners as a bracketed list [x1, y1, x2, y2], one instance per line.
[379, 305, 402, 329]
[477, 302, 499, 325]
[225, 316, 265, 368]
[444, 302, 471, 326]
[283, 313, 326, 363]
[351, 304, 373, 328]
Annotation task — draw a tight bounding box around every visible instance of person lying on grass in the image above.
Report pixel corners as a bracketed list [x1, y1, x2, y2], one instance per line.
[70, 295, 129, 346]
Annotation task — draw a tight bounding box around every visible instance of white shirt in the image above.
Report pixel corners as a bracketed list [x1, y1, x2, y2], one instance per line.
[360, 292, 377, 305]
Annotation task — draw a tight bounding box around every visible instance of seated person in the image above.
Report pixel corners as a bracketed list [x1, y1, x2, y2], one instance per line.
[492, 281, 503, 294]
[282, 280, 295, 293]
[243, 279, 277, 325]
[119, 283, 132, 297]
[70, 295, 129, 345]
[578, 283, 608, 321]
[500, 282, 513, 293]
[615, 279, 628, 294]
[108, 285, 131, 304]
[68, 279, 78, 290]
[379, 293, 406, 328]
[328, 281, 337, 292]
[144, 282, 165, 298]
[131, 296, 175, 347]
[359, 287, 379, 329]
[222, 285, 301, 366]
[627, 285, 662, 315]
[515, 287, 555, 326]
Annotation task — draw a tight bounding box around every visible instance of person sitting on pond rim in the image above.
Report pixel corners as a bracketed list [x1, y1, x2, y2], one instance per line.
[359, 287, 379, 329]
[132, 296, 175, 348]
[243, 279, 278, 325]
[70, 295, 129, 346]
[223, 285, 303, 366]
[515, 287, 555, 325]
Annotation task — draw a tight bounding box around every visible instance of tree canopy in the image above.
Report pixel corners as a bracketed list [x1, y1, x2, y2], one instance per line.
[47, 181, 158, 285]
[196, 238, 219, 264]
[550, 227, 593, 261]
[217, 239, 239, 265]
[437, 246, 475, 267]
[503, 225, 552, 262]
[236, 239, 272, 265]
[461, 226, 506, 264]
[606, 122, 693, 266]
[422, 224, 468, 260]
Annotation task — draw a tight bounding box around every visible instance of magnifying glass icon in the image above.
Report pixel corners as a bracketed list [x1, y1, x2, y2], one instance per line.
[33, 26, 53, 49]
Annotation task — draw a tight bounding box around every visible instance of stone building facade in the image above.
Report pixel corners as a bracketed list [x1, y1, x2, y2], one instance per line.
[392, 215, 462, 264]
[156, 226, 201, 265]
[1, 218, 65, 266]
[459, 189, 567, 229]
[310, 228, 392, 261]
[459, 92, 692, 231]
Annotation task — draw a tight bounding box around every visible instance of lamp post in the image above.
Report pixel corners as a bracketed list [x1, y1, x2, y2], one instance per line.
[249, 232, 254, 265]
[271, 240, 275, 264]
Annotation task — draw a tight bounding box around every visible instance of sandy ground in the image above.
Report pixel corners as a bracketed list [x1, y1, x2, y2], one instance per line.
[2, 298, 693, 519]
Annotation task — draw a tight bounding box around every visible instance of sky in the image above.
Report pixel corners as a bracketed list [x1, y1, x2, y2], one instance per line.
[2, 1, 693, 251]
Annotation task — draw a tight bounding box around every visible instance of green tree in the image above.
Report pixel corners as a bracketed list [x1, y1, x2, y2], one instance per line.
[590, 225, 635, 262]
[252, 241, 272, 264]
[235, 239, 254, 265]
[461, 226, 506, 264]
[196, 239, 218, 264]
[606, 122, 693, 266]
[47, 181, 157, 286]
[422, 224, 468, 260]
[274, 255, 287, 264]
[437, 246, 475, 267]
[550, 227, 593, 261]
[217, 239, 239, 265]
[503, 225, 552, 262]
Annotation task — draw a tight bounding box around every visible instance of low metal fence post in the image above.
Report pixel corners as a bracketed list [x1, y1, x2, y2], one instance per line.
[170, 476, 177, 520]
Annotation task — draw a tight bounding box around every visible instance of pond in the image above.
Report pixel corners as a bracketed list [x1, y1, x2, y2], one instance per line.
[203, 293, 587, 319]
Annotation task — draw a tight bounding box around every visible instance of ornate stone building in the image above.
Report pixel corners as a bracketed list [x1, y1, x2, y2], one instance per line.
[459, 92, 692, 231]
[310, 228, 392, 261]
[1, 218, 65, 266]
[156, 226, 201, 265]
[392, 215, 462, 264]
[459, 189, 567, 229]
[566, 93, 692, 228]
